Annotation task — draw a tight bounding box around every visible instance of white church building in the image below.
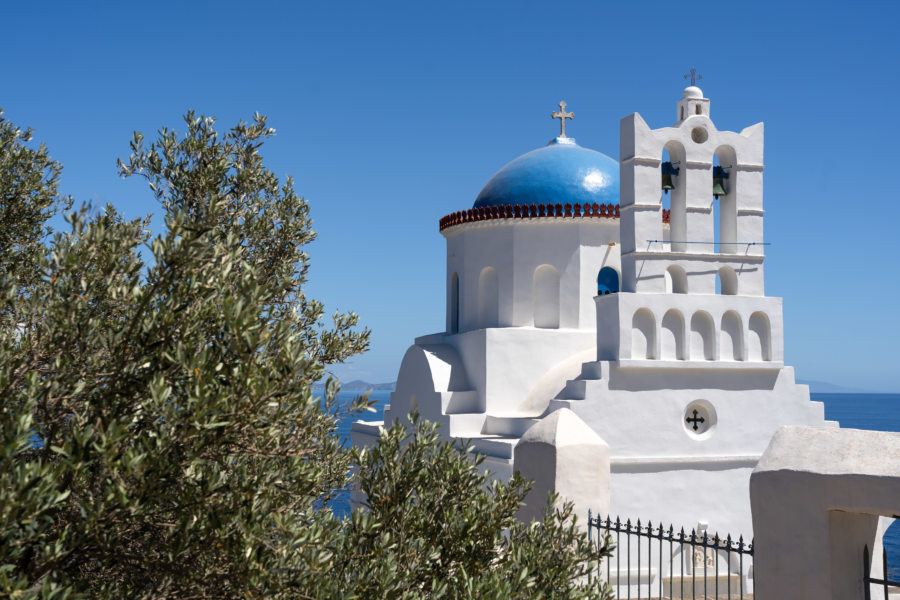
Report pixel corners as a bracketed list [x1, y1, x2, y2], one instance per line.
[352, 83, 832, 541]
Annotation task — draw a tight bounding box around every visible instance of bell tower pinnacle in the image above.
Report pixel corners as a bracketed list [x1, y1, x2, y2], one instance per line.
[677, 84, 710, 123]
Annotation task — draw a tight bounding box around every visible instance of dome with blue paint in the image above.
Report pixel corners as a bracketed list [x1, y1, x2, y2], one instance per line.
[474, 137, 619, 208]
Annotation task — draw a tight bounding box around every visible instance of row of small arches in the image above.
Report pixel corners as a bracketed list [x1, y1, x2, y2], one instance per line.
[450, 265, 568, 331]
[632, 308, 771, 362]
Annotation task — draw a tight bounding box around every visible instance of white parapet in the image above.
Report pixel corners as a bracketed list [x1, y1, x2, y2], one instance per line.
[596, 292, 784, 364]
[514, 408, 610, 528]
[751, 426, 900, 599]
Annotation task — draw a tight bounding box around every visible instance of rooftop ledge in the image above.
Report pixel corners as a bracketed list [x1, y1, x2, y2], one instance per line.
[615, 358, 784, 370]
[439, 202, 671, 232]
[625, 249, 765, 261]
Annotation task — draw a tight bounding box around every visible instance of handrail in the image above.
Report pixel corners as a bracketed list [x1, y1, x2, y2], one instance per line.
[439, 203, 672, 232]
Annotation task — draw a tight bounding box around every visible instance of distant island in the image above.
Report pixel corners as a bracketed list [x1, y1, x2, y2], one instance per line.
[312, 379, 396, 391]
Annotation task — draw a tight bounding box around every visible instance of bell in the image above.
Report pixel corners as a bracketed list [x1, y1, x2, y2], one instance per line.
[712, 165, 729, 199]
[661, 161, 679, 194]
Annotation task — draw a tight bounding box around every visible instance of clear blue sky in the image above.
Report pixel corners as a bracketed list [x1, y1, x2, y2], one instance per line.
[3, 0, 898, 391]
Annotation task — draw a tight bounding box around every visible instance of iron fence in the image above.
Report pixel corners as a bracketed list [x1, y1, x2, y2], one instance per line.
[864, 543, 900, 600]
[588, 512, 754, 599]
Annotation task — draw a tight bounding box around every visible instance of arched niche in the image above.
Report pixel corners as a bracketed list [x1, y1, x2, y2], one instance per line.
[478, 267, 499, 329]
[663, 140, 687, 252]
[720, 310, 744, 361]
[713, 145, 738, 252]
[748, 311, 772, 361]
[666, 264, 688, 294]
[661, 309, 685, 360]
[533, 264, 560, 329]
[690, 311, 716, 361]
[631, 308, 656, 360]
[597, 266, 619, 296]
[449, 272, 459, 333]
[717, 266, 738, 295]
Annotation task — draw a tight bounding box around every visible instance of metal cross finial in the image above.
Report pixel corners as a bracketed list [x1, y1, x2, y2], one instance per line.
[684, 67, 702, 87]
[551, 101, 574, 138]
[686, 409, 706, 432]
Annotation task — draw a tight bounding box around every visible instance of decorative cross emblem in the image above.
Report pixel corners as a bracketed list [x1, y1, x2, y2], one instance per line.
[684, 67, 702, 87]
[686, 409, 706, 431]
[551, 101, 574, 138]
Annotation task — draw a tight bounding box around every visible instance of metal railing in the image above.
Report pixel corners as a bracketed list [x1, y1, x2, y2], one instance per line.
[589, 512, 754, 599]
[864, 544, 900, 600]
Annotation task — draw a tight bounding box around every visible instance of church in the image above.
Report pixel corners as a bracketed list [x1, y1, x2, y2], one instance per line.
[352, 80, 832, 541]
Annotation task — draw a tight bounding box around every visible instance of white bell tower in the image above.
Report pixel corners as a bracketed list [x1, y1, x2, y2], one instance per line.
[599, 79, 781, 365]
[619, 83, 766, 297]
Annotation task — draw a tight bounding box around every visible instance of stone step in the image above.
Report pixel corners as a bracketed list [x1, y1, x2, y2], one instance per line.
[482, 415, 541, 437]
[479, 455, 514, 479]
[447, 412, 487, 437]
[556, 378, 607, 400]
[547, 398, 578, 412]
[579, 361, 607, 380]
[468, 436, 518, 460]
[441, 390, 480, 414]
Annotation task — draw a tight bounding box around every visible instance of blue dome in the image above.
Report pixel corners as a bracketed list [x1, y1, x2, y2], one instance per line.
[474, 138, 619, 208]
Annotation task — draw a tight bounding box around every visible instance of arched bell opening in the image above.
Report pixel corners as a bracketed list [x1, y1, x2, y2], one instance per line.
[660, 148, 677, 206]
[713, 146, 737, 253]
[597, 266, 619, 296]
[663, 140, 687, 252]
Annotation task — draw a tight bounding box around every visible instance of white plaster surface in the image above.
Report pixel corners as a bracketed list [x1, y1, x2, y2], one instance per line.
[751, 427, 900, 600]
[514, 408, 610, 527]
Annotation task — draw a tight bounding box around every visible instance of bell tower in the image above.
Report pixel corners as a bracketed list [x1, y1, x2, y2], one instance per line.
[619, 82, 766, 296]
[599, 78, 780, 365]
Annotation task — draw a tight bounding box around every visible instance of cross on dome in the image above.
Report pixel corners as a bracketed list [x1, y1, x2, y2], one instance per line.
[684, 67, 702, 87]
[551, 101, 574, 138]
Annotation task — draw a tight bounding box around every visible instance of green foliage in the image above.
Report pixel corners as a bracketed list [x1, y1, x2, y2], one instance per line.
[338, 416, 613, 599]
[0, 110, 612, 599]
[0, 109, 72, 292]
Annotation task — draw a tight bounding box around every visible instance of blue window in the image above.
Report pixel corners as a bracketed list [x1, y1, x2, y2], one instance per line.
[597, 267, 619, 295]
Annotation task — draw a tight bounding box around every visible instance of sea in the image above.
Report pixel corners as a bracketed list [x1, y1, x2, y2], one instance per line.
[334, 390, 900, 577]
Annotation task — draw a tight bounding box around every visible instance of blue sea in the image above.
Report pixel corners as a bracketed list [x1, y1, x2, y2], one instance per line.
[334, 390, 900, 577]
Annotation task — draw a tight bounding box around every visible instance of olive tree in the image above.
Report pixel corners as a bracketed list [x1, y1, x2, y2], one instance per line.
[0, 110, 611, 599]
